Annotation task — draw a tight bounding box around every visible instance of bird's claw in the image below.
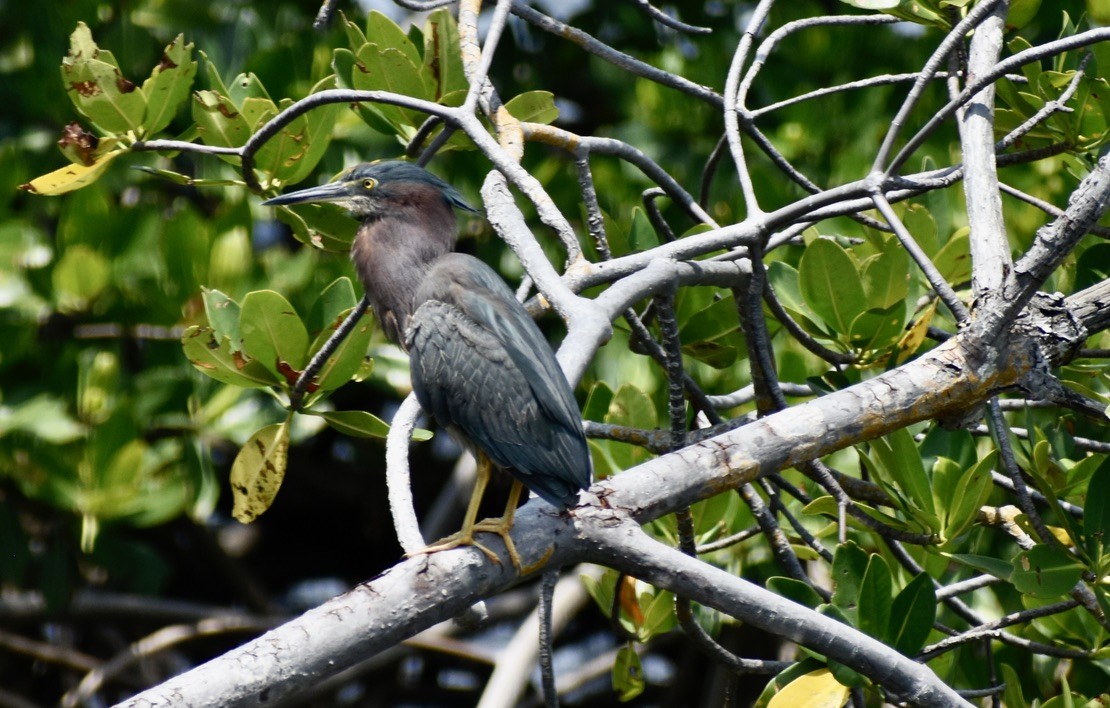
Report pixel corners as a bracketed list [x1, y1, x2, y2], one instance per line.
[410, 533, 501, 566]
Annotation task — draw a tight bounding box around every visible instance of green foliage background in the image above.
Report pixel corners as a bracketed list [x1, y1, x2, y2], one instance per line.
[1, 0, 1108, 704]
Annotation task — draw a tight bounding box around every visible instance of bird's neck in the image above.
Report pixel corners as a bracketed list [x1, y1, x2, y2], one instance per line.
[351, 205, 456, 344]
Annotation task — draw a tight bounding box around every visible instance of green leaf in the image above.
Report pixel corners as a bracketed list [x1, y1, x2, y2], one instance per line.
[767, 576, 824, 609]
[604, 384, 658, 471]
[229, 420, 291, 523]
[871, 427, 937, 521]
[273, 76, 341, 186]
[140, 34, 197, 135]
[1011, 544, 1084, 598]
[1000, 664, 1030, 708]
[679, 295, 744, 369]
[341, 11, 368, 50]
[274, 201, 358, 252]
[332, 47, 359, 89]
[612, 645, 645, 702]
[423, 8, 468, 98]
[308, 277, 358, 335]
[0, 395, 84, 443]
[849, 301, 906, 351]
[640, 589, 676, 637]
[61, 24, 146, 134]
[1083, 458, 1110, 563]
[226, 71, 273, 109]
[888, 573, 936, 655]
[505, 90, 559, 125]
[583, 381, 614, 423]
[366, 10, 422, 67]
[831, 542, 868, 624]
[202, 288, 241, 350]
[945, 552, 1015, 580]
[933, 227, 971, 284]
[859, 243, 910, 310]
[352, 42, 433, 130]
[942, 450, 997, 545]
[53, 244, 109, 312]
[858, 554, 893, 640]
[181, 325, 279, 388]
[902, 203, 939, 257]
[799, 238, 867, 333]
[310, 309, 374, 394]
[192, 89, 251, 150]
[888, 427, 934, 514]
[239, 290, 310, 379]
[309, 410, 392, 438]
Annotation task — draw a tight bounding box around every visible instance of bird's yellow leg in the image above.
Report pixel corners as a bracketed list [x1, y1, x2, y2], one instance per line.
[414, 454, 500, 565]
[472, 479, 525, 571]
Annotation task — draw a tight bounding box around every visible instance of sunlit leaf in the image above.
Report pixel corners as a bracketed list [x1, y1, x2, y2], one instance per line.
[202, 288, 241, 350]
[192, 89, 251, 149]
[19, 143, 123, 196]
[140, 33, 197, 135]
[505, 90, 559, 125]
[767, 668, 849, 708]
[61, 23, 146, 133]
[309, 410, 391, 438]
[933, 227, 971, 285]
[423, 8, 468, 98]
[612, 645, 645, 702]
[52, 244, 109, 311]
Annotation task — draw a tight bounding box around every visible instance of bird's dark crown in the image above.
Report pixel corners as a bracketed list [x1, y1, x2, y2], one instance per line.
[262, 160, 477, 217]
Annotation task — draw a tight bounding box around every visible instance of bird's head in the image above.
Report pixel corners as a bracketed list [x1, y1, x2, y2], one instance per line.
[262, 161, 477, 219]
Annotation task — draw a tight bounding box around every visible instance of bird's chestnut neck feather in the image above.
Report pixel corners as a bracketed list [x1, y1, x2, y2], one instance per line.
[350, 185, 458, 345]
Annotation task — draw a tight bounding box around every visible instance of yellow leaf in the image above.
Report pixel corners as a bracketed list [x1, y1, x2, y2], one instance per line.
[768, 668, 849, 708]
[894, 298, 938, 364]
[19, 145, 123, 195]
[230, 420, 291, 523]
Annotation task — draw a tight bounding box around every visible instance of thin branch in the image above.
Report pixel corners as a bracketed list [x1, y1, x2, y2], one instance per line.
[630, 0, 712, 34]
[509, 2, 723, 107]
[872, 191, 970, 322]
[289, 297, 370, 411]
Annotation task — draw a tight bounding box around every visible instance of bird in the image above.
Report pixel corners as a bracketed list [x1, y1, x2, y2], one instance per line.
[262, 161, 592, 570]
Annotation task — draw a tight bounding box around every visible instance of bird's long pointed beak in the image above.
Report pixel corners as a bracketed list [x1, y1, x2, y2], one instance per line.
[261, 181, 350, 207]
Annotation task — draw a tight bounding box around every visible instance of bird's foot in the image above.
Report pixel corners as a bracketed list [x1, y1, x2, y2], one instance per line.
[409, 532, 501, 566]
[471, 517, 523, 573]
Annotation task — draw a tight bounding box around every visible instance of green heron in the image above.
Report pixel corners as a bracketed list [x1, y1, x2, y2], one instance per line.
[263, 161, 591, 570]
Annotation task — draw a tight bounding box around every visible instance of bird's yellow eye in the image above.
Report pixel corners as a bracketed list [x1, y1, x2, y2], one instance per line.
[362, 178, 377, 190]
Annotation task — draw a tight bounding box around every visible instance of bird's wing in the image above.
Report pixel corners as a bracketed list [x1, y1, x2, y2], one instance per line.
[408, 255, 591, 506]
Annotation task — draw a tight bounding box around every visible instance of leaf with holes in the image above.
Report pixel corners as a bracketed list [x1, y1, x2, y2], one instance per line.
[1012, 544, 1084, 598]
[61, 24, 146, 134]
[239, 290, 310, 380]
[181, 325, 278, 388]
[230, 421, 291, 523]
[140, 33, 197, 135]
